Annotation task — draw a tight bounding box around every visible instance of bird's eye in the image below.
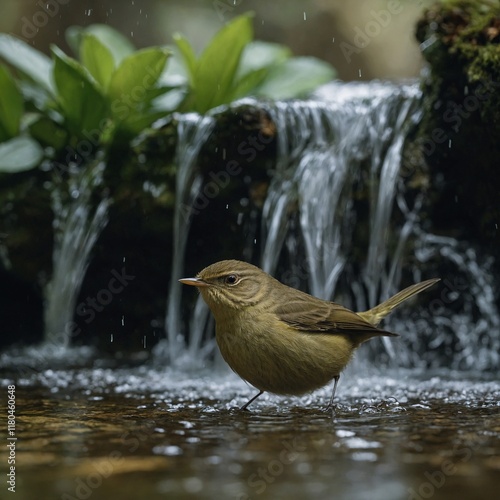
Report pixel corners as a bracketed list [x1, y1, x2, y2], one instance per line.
[224, 274, 239, 285]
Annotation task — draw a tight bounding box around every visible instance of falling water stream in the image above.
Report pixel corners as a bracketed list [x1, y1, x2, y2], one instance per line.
[161, 114, 215, 366]
[261, 82, 421, 305]
[43, 161, 109, 346]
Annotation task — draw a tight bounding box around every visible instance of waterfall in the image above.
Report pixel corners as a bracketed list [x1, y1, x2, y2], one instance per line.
[257, 82, 423, 360]
[161, 113, 215, 365]
[44, 161, 109, 345]
[403, 231, 500, 370]
[163, 80, 499, 371]
[261, 82, 421, 301]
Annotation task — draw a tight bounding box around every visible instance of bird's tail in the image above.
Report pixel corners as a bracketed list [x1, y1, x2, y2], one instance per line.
[357, 278, 440, 327]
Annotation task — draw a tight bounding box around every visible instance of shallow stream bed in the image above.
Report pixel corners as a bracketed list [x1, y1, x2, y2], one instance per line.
[2, 363, 499, 500]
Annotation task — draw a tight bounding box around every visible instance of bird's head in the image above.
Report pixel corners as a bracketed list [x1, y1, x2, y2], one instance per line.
[179, 260, 272, 313]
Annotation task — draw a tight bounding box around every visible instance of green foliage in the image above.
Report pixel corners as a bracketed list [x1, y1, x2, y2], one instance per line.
[174, 15, 336, 113]
[255, 57, 336, 100]
[0, 64, 23, 142]
[0, 137, 43, 173]
[52, 46, 109, 137]
[0, 33, 53, 93]
[80, 34, 115, 89]
[67, 24, 135, 65]
[0, 14, 336, 172]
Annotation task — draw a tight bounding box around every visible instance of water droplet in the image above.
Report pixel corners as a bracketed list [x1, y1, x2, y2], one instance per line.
[332, 37, 335, 43]
[359, 69, 362, 78]
[110, 333, 113, 342]
[303, 12, 307, 21]
[121, 315, 125, 326]
[336, 429, 355, 437]
[153, 445, 183, 456]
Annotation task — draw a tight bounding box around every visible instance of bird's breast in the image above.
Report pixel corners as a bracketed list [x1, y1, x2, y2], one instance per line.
[214, 308, 354, 396]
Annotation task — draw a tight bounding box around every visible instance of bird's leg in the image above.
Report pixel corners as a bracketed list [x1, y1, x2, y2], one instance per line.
[240, 390, 264, 410]
[327, 375, 340, 409]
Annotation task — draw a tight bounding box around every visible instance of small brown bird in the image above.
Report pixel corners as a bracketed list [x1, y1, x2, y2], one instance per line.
[180, 260, 439, 410]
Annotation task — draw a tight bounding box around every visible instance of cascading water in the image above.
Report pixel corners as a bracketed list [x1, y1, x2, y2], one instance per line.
[44, 161, 109, 346]
[261, 82, 422, 302]
[162, 80, 498, 371]
[159, 114, 215, 366]
[259, 81, 499, 369]
[259, 82, 423, 360]
[403, 230, 500, 370]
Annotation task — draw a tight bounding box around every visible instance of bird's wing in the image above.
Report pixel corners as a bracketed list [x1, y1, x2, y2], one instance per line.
[273, 294, 398, 340]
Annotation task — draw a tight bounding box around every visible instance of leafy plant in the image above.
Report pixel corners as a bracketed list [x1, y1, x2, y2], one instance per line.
[172, 14, 336, 113]
[0, 25, 171, 171]
[0, 61, 43, 172]
[0, 14, 336, 172]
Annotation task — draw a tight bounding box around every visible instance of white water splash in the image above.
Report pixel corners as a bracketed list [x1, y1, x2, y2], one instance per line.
[44, 162, 109, 345]
[160, 114, 215, 365]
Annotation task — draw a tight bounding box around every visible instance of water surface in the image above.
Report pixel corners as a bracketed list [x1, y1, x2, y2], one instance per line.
[2, 362, 499, 500]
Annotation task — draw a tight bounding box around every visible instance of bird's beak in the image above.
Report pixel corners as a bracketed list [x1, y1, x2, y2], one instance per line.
[179, 277, 210, 288]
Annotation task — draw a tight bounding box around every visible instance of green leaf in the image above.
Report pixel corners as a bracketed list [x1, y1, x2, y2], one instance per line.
[235, 41, 291, 80]
[256, 57, 336, 99]
[158, 46, 189, 88]
[18, 80, 52, 110]
[52, 46, 108, 137]
[0, 34, 54, 93]
[229, 67, 269, 101]
[80, 34, 115, 89]
[229, 41, 293, 101]
[108, 47, 170, 117]
[79, 24, 135, 65]
[173, 34, 197, 86]
[66, 26, 84, 56]
[0, 65, 23, 141]
[116, 109, 170, 136]
[0, 136, 43, 172]
[28, 115, 68, 151]
[151, 88, 187, 113]
[194, 13, 254, 113]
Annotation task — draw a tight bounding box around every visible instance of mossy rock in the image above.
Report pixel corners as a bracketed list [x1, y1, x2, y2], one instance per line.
[416, 0, 500, 250]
